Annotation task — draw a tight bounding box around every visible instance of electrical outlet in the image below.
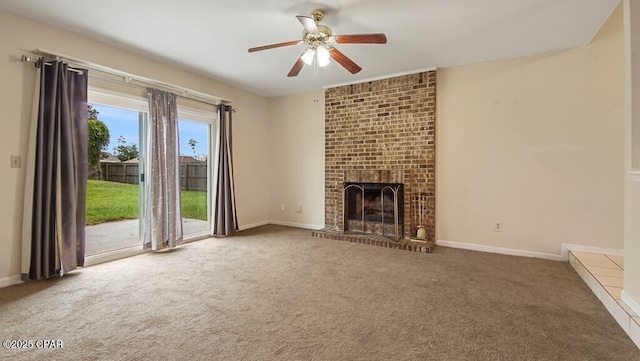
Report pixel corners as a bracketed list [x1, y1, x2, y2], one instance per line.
[10, 155, 21, 168]
[296, 204, 302, 213]
[494, 221, 503, 232]
[280, 204, 285, 211]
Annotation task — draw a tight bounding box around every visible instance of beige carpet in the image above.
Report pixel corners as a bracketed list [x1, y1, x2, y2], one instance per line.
[1, 225, 639, 361]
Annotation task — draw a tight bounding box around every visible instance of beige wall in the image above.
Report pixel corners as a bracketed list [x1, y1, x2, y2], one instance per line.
[268, 92, 325, 229]
[623, 0, 640, 310]
[436, 5, 625, 255]
[0, 10, 271, 282]
[624, 179, 640, 304]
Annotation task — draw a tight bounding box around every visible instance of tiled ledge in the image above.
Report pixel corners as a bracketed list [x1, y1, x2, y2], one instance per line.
[569, 251, 640, 349]
[311, 229, 436, 253]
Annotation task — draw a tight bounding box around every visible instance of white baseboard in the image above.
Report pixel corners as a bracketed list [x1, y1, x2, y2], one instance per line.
[560, 243, 624, 261]
[238, 220, 270, 231]
[237, 220, 325, 232]
[622, 290, 640, 318]
[84, 246, 145, 267]
[437, 240, 563, 261]
[269, 220, 324, 230]
[0, 275, 23, 289]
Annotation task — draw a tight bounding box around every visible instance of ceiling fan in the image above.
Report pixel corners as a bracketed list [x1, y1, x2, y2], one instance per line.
[248, 9, 387, 77]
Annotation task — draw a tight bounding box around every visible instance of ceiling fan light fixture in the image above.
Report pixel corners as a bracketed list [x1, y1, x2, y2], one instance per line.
[301, 48, 315, 65]
[317, 46, 330, 67]
[249, 9, 385, 77]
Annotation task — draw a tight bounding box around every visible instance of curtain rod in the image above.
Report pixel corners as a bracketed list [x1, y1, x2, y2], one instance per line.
[22, 55, 85, 75]
[22, 55, 231, 110]
[88, 71, 228, 110]
[24, 49, 232, 107]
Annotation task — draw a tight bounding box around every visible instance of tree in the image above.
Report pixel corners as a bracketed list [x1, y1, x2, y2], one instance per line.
[188, 138, 198, 156]
[88, 105, 110, 179]
[113, 136, 139, 162]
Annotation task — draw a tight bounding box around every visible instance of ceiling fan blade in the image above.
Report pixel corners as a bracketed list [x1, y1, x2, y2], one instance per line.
[329, 48, 362, 74]
[287, 57, 305, 77]
[248, 40, 300, 53]
[296, 15, 319, 33]
[334, 33, 387, 44]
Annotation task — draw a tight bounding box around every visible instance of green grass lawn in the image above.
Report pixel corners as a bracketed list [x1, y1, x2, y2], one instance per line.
[86, 180, 207, 225]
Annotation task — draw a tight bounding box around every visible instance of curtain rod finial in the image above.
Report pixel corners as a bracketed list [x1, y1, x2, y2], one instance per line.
[21, 55, 40, 68]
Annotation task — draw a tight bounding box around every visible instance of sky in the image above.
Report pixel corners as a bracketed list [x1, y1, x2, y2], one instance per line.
[91, 103, 209, 157]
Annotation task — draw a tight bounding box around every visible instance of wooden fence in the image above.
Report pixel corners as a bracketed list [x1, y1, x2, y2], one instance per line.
[101, 163, 207, 191]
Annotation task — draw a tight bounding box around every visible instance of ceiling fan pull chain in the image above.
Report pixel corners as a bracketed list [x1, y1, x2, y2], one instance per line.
[313, 55, 319, 80]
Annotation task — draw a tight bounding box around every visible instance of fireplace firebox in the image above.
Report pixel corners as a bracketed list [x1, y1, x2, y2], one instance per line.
[343, 183, 404, 241]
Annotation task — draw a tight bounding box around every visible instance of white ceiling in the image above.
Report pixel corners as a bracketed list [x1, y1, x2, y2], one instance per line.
[0, 0, 620, 97]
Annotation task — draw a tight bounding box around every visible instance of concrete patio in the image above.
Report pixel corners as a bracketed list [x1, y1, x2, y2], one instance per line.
[86, 218, 209, 256]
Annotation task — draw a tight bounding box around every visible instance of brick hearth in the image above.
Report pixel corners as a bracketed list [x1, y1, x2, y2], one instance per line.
[312, 230, 436, 253]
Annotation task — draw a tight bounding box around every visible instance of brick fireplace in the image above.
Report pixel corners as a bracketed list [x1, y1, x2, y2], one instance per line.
[313, 71, 436, 251]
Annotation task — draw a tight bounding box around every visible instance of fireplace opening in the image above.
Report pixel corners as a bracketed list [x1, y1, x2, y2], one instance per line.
[343, 183, 404, 240]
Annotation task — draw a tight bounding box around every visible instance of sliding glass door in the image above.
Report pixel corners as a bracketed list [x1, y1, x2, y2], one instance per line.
[178, 112, 214, 237]
[85, 102, 146, 256]
[85, 89, 216, 258]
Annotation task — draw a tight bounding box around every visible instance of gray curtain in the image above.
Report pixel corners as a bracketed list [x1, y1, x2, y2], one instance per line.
[22, 59, 88, 281]
[144, 88, 183, 250]
[213, 105, 238, 236]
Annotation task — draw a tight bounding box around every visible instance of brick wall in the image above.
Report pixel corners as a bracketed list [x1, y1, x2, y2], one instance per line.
[324, 71, 436, 241]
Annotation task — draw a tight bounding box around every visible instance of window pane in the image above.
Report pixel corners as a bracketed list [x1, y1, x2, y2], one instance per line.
[179, 119, 210, 236]
[86, 103, 142, 256]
